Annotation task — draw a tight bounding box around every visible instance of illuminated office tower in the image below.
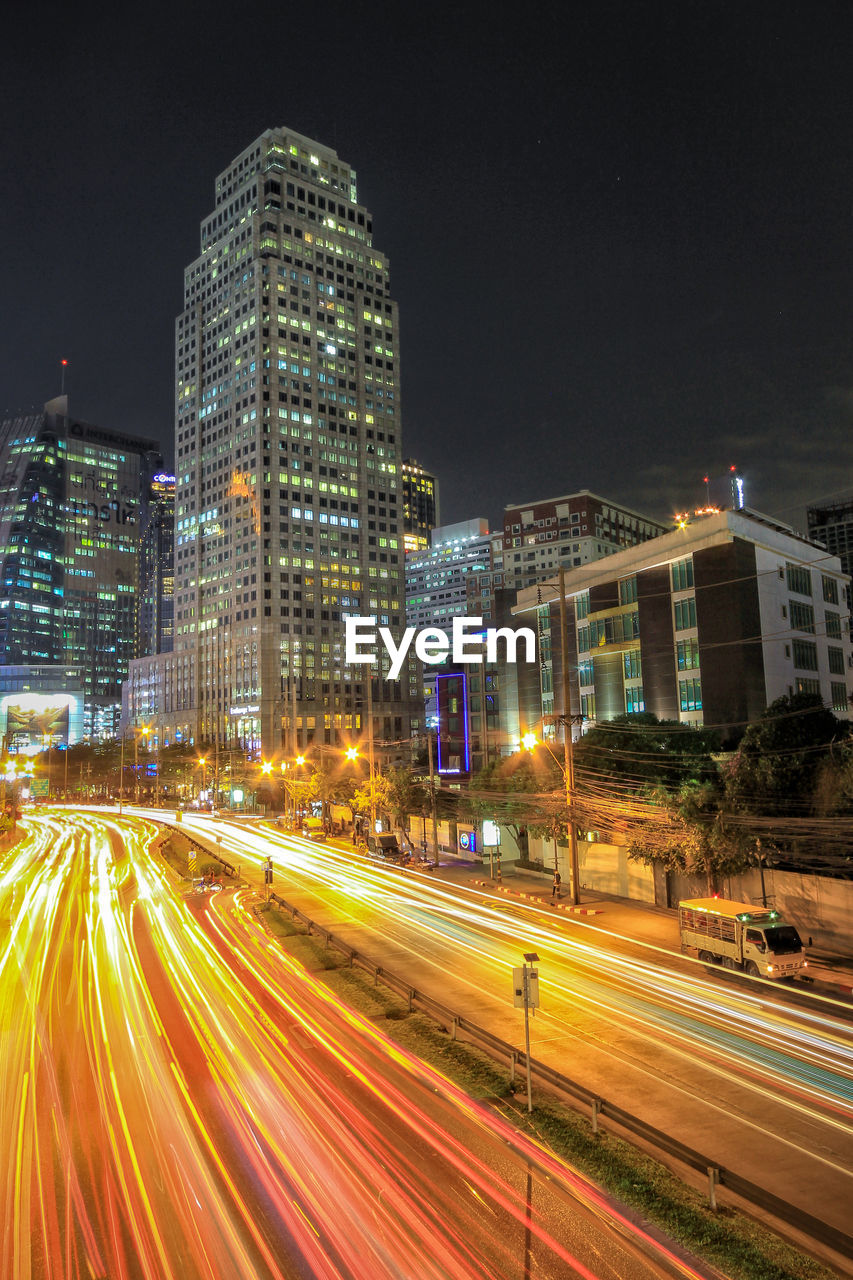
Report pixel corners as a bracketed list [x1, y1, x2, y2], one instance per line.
[137, 471, 175, 657]
[144, 127, 421, 756]
[0, 395, 155, 744]
[401, 458, 439, 552]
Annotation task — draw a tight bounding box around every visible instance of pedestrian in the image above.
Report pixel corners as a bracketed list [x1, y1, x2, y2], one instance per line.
[551, 870, 561, 901]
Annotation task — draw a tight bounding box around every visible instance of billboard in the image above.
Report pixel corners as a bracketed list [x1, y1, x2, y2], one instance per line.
[0, 693, 80, 750]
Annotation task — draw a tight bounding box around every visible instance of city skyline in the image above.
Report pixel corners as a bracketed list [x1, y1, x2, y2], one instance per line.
[2, 5, 851, 534]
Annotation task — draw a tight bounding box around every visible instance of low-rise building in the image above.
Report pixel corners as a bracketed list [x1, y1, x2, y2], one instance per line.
[514, 508, 852, 743]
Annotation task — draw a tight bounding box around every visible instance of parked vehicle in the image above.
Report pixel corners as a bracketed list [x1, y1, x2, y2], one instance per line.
[679, 897, 806, 980]
[302, 817, 327, 842]
[365, 832, 407, 862]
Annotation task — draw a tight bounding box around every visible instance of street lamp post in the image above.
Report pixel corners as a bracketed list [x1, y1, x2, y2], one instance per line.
[557, 566, 581, 907]
[119, 732, 126, 813]
[139, 726, 151, 804]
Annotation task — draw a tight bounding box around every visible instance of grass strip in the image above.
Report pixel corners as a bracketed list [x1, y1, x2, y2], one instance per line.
[257, 900, 841, 1280]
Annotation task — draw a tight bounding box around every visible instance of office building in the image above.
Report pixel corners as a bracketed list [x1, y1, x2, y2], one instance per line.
[502, 490, 670, 591]
[137, 471, 175, 657]
[405, 518, 490, 630]
[401, 458, 439, 552]
[127, 127, 421, 756]
[807, 495, 853, 586]
[0, 395, 156, 742]
[514, 509, 852, 744]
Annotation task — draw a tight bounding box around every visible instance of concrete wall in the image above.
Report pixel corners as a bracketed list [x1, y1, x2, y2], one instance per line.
[723, 867, 853, 956]
[524, 834, 656, 903]
[405, 812, 852, 954]
[653, 864, 853, 957]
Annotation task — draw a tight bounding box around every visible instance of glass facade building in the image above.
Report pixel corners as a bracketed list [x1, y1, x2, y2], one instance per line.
[0, 396, 156, 740]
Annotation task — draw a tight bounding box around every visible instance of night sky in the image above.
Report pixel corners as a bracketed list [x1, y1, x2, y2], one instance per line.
[2, 2, 852, 534]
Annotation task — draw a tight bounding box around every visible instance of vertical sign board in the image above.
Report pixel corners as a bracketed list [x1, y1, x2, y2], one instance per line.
[435, 670, 470, 775]
[512, 967, 540, 1009]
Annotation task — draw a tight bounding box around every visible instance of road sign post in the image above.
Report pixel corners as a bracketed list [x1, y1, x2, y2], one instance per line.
[512, 953, 540, 1113]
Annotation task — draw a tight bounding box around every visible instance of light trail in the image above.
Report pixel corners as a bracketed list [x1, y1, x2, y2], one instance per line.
[155, 812, 853, 1231]
[0, 811, 711, 1280]
[181, 814, 853, 1117]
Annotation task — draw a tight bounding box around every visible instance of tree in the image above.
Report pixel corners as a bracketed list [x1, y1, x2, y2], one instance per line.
[381, 766, 428, 831]
[722, 693, 850, 817]
[466, 751, 565, 858]
[627, 780, 755, 892]
[573, 713, 720, 793]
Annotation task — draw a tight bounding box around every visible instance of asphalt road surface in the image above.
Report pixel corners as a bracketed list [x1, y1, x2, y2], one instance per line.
[164, 811, 853, 1247]
[0, 811, 716, 1280]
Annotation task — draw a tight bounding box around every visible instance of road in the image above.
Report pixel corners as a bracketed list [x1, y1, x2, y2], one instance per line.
[163, 810, 853, 1245]
[0, 811, 713, 1280]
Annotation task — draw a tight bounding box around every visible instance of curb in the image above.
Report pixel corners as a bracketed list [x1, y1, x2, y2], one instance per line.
[470, 878, 602, 915]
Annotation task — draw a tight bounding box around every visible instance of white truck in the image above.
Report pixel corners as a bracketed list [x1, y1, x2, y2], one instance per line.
[679, 897, 807, 980]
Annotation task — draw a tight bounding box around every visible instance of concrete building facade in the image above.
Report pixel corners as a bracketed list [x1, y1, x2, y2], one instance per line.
[807, 494, 853, 590]
[126, 127, 421, 757]
[502, 490, 670, 591]
[514, 509, 852, 744]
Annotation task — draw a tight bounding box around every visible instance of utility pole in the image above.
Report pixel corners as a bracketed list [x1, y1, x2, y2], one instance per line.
[558, 566, 580, 906]
[427, 729, 439, 866]
[367, 672, 376, 835]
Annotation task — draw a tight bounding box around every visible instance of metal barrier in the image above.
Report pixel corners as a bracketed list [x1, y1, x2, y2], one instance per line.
[266, 892, 853, 1262]
[156, 830, 237, 879]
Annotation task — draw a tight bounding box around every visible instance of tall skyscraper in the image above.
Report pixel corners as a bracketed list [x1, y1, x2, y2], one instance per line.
[137, 471, 175, 657]
[140, 127, 420, 757]
[401, 458, 439, 552]
[0, 395, 156, 743]
[405, 518, 490, 630]
[807, 495, 853, 587]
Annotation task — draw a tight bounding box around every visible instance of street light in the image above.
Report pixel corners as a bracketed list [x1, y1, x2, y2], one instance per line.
[137, 725, 150, 804]
[198, 756, 207, 807]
